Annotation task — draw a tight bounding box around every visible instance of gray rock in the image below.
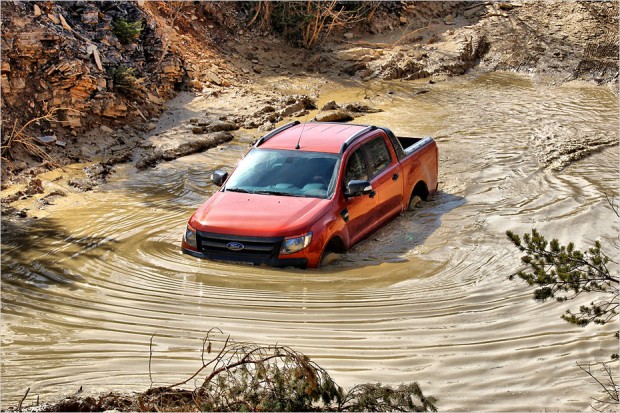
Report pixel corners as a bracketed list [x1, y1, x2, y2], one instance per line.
[258, 122, 275, 132]
[254, 105, 275, 116]
[137, 132, 234, 169]
[13, 160, 27, 171]
[204, 120, 239, 133]
[279, 101, 306, 117]
[313, 110, 354, 123]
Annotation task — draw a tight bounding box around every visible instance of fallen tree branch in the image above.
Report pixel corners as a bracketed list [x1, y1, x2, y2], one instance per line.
[17, 387, 30, 412]
[164, 329, 229, 390]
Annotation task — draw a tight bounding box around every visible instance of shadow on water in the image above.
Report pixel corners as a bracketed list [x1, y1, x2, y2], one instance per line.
[1, 216, 118, 289]
[323, 189, 466, 271]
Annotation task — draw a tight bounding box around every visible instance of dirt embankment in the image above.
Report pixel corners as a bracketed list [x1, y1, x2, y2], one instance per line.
[1, 1, 220, 184]
[1, 1, 618, 215]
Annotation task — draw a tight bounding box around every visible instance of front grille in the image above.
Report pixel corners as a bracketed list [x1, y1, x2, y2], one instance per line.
[196, 231, 283, 263]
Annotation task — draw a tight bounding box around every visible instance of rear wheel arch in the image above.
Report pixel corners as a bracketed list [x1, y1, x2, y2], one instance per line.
[408, 181, 429, 210]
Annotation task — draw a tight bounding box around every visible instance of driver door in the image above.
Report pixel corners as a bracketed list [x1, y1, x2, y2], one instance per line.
[342, 145, 378, 246]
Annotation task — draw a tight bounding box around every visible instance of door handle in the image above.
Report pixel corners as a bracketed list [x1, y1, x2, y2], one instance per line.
[392, 173, 399, 181]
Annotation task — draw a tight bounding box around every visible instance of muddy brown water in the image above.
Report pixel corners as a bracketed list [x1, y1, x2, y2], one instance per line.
[2, 72, 618, 411]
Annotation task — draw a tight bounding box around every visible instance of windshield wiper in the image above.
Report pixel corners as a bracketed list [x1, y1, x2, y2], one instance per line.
[254, 190, 290, 196]
[226, 187, 250, 193]
[228, 188, 309, 197]
[255, 190, 311, 198]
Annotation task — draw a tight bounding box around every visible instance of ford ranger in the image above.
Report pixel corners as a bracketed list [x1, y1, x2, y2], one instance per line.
[182, 121, 438, 268]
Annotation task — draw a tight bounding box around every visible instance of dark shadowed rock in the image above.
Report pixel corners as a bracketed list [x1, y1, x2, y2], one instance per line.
[321, 100, 339, 111]
[342, 102, 383, 113]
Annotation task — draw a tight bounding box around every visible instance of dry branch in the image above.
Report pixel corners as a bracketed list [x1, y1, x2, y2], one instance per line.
[1, 108, 69, 168]
[578, 360, 619, 406]
[142, 330, 436, 412]
[17, 387, 30, 412]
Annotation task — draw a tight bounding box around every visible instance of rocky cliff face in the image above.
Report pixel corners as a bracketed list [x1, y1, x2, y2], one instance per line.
[1, 1, 186, 136]
[1, 1, 263, 181]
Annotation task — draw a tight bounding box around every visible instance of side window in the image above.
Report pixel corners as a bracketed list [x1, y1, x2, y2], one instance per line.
[344, 148, 369, 183]
[362, 137, 392, 178]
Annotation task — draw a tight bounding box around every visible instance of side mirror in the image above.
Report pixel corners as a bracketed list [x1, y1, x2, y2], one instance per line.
[345, 180, 373, 197]
[211, 169, 228, 187]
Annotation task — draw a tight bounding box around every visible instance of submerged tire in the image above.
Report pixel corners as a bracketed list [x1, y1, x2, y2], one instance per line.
[408, 194, 422, 210]
[319, 251, 342, 267]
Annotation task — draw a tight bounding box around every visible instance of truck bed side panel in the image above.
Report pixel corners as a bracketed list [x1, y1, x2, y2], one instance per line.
[398, 139, 438, 205]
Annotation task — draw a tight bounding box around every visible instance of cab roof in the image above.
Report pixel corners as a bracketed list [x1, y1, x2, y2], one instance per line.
[257, 122, 373, 154]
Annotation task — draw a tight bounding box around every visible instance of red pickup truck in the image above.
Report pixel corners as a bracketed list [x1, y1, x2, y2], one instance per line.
[182, 122, 438, 268]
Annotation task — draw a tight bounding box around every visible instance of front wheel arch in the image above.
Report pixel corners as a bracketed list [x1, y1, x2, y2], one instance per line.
[319, 236, 346, 267]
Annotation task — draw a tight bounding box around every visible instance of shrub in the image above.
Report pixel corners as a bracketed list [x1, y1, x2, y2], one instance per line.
[113, 18, 143, 44]
[507, 223, 619, 406]
[148, 330, 438, 412]
[111, 65, 138, 94]
[249, 1, 378, 49]
[506, 228, 618, 327]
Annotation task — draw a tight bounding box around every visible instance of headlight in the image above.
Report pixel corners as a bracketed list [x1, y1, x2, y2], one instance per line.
[280, 232, 312, 255]
[184, 224, 197, 248]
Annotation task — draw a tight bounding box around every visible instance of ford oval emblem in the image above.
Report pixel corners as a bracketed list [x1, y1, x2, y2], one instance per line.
[226, 242, 245, 251]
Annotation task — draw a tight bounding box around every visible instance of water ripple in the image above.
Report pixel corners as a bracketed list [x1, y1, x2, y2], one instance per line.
[2, 72, 618, 411]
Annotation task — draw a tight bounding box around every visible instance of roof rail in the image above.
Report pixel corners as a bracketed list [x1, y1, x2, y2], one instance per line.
[340, 125, 376, 153]
[254, 121, 300, 147]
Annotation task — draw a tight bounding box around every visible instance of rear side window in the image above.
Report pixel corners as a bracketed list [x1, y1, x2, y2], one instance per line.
[362, 136, 392, 178]
[344, 147, 369, 183]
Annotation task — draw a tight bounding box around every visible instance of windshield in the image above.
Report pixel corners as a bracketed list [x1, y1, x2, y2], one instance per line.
[224, 149, 341, 199]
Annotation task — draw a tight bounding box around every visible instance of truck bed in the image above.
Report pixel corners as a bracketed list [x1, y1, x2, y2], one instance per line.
[398, 136, 434, 155]
[379, 127, 434, 159]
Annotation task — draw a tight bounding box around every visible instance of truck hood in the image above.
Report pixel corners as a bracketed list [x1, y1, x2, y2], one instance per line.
[189, 192, 330, 237]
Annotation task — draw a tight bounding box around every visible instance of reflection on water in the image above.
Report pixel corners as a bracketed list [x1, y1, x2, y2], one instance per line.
[2, 72, 618, 411]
